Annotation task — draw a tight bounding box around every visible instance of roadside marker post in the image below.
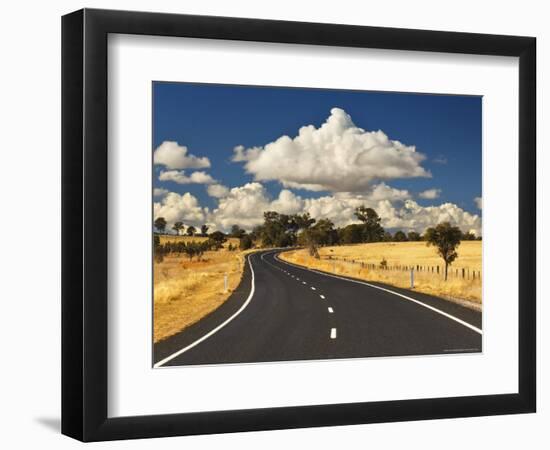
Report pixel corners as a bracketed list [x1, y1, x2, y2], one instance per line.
[224, 273, 228, 292]
[410, 268, 414, 289]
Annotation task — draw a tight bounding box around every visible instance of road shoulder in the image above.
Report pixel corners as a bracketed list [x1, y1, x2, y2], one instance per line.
[153, 252, 255, 365]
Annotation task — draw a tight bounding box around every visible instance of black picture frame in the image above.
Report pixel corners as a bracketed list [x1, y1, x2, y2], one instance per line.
[61, 8, 536, 442]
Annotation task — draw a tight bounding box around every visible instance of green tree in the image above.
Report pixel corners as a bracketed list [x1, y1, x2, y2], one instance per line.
[172, 221, 184, 236]
[354, 206, 385, 242]
[230, 224, 246, 239]
[293, 213, 316, 231]
[239, 234, 253, 250]
[425, 222, 462, 281]
[407, 231, 421, 241]
[200, 224, 209, 236]
[298, 227, 321, 258]
[260, 211, 287, 247]
[383, 231, 393, 242]
[310, 218, 337, 246]
[461, 231, 476, 241]
[209, 231, 227, 249]
[393, 230, 408, 242]
[154, 217, 167, 234]
[338, 224, 363, 244]
[196, 241, 209, 260]
[153, 234, 163, 262]
[186, 225, 196, 236]
[183, 242, 197, 261]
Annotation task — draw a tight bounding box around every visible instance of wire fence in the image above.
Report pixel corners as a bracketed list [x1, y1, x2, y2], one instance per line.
[325, 255, 481, 281]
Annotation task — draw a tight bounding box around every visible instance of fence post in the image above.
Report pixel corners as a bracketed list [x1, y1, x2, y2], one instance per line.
[462, 268, 465, 279]
[224, 273, 228, 292]
[410, 268, 414, 289]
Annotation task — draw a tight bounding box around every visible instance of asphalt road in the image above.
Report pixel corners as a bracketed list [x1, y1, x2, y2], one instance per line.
[154, 250, 482, 367]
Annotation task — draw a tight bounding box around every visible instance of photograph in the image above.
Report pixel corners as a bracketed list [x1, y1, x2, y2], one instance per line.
[152, 82, 483, 367]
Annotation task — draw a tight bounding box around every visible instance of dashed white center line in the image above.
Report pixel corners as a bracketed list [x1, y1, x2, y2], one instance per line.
[302, 281, 307, 285]
[319, 294, 325, 299]
[330, 328, 337, 339]
[311, 286, 316, 291]
[328, 307, 334, 313]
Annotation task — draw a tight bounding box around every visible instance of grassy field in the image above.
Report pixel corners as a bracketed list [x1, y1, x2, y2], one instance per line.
[280, 241, 482, 306]
[153, 235, 249, 343]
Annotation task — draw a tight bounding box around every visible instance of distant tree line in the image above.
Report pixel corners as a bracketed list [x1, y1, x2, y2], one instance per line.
[154, 217, 209, 237]
[153, 231, 226, 263]
[153, 206, 480, 279]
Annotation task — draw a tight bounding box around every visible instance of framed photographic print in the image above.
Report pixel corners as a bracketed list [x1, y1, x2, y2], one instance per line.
[62, 8, 536, 441]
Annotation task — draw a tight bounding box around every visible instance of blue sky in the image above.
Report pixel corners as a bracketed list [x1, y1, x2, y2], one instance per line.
[153, 82, 482, 234]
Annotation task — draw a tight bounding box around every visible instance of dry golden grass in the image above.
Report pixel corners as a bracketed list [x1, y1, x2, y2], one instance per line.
[153, 243, 252, 343]
[280, 241, 482, 305]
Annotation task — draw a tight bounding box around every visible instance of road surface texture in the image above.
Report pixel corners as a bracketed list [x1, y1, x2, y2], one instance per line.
[154, 250, 482, 367]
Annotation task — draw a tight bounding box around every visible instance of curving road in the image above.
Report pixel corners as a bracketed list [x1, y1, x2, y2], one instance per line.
[154, 250, 482, 367]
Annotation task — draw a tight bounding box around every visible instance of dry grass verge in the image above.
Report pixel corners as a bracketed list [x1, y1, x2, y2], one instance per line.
[153, 238, 252, 343]
[279, 241, 482, 305]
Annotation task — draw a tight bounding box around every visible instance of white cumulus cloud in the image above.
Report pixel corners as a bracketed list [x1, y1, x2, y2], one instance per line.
[153, 188, 169, 198]
[153, 182, 480, 236]
[210, 183, 272, 230]
[159, 170, 216, 185]
[382, 200, 481, 236]
[474, 196, 482, 210]
[418, 188, 441, 199]
[153, 192, 207, 229]
[153, 141, 210, 169]
[232, 108, 430, 192]
[208, 182, 479, 235]
[207, 184, 230, 198]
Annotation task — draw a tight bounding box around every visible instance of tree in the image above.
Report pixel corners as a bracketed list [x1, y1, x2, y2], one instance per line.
[200, 224, 209, 236]
[195, 241, 209, 260]
[186, 225, 196, 236]
[393, 230, 408, 242]
[293, 213, 316, 231]
[183, 242, 197, 261]
[407, 231, 421, 241]
[259, 211, 287, 247]
[299, 228, 321, 258]
[154, 217, 167, 234]
[209, 231, 227, 249]
[230, 224, 246, 239]
[461, 231, 476, 241]
[153, 234, 163, 262]
[310, 218, 337, 246]
[338, 224, 363, 244]
[239, 234, 253, 250]
[354, 206, 385, 242]
[172, 221, 184, 236]
[425, 222, 462, 281]
[383, 231, 393, 242]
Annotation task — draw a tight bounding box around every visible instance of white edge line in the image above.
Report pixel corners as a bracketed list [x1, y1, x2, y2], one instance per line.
[154, 253, 257, 368]
[275, 253, 482, 335]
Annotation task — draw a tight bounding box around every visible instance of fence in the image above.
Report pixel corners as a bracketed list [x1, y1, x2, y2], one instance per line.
[325, 255, 481, 281]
